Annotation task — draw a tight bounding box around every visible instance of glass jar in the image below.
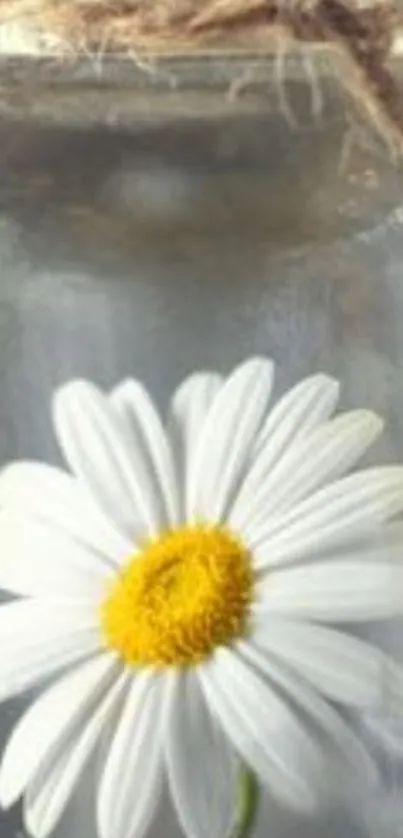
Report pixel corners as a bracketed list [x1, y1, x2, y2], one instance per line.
[0, 44, 403, 838]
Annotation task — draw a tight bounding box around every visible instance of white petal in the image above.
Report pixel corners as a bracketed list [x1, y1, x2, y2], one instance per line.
[257, 518, 403, 571]
[230, 374, 339, 529]
[382, 657, 403, 715]
[98, 671, 165, 838]
[111, 380, 179, 528]
[199, 648, 323, 810]
[254, 560, 403, 621]
[0, 462, 130, 564]
[168, 372, 222, 517]
[0, 513, 115, 600]
[24, 669, 129, 838]
[250, 618, 390, 707]
[165, 670, 237, 838]
[250, 467, 403, 568]
[0, 600, 100, 702]
[238, 639, 376, 785]
[53, 380, 159, 541]
[255, 373, 341, 455]
[233, 411, 382, 532]
[0, 653, 118, 808]
[187, 358, 274, 522]
[359, 711, 403, 760]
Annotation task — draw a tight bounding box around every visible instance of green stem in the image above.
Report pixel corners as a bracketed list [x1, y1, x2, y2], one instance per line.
[230, 766, 259, 838]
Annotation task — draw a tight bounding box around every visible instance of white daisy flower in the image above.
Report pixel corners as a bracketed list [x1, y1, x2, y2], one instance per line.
[0, 358, 403, 838]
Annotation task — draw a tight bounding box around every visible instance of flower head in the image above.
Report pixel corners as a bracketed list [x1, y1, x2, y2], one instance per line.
[0, 358, 403, 838]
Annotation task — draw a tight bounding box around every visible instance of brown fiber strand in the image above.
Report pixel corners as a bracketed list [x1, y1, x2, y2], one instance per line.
[312, 1, 403, 155]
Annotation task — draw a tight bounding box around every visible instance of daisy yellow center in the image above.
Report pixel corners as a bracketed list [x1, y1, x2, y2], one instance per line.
[101, 525, 254, 667]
